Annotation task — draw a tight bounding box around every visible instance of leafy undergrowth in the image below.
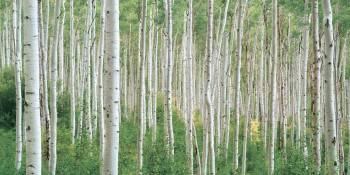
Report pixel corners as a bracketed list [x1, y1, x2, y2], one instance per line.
[0, 92, 340, 175]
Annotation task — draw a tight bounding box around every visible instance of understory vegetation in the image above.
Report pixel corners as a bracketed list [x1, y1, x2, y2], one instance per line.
[1, 68, 349, 175]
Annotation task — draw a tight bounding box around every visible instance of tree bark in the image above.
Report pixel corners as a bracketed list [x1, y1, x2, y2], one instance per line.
[23, 0, 41, 174]
[269, 0, 278, 174]
[322, 0, 339, 173]
[102, 0, 120, 174]
[14, 0, 22, 171]
[49, 0, 63, 173]
[311, 0, 322, 172]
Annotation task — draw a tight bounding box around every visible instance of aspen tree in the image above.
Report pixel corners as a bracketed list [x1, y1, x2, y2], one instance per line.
[147, 4, 154, 129]
[42, 0, 51, 161]
[233, 0, 246, 170]
[322, 0, 338, 173]
[206, 0, 215, 173]
[58, 0, 65, 93]
[84, 0, 93, 142]
[186, 0, 194, 173]
[152, 0, 159, 143]
[23, 0, 41, 174]
[269, 0, 278, 173]
[91, 0, 98, 136]
[99, 1, 105, 167]
[138, 0, 147, 173]
[301, 0, 310, 159]
[258, 18, 266, 152]
[69, 0, 75, 145]
[49, 0, 63, 173]
[14, 0, 22, 171]
[311, 0, 322, 171]
[102, 0, 120, 174]
[165, 0, 175, 157]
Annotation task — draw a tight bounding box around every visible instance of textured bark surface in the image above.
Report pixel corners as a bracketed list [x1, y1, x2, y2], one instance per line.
[23, 0, 42, 174]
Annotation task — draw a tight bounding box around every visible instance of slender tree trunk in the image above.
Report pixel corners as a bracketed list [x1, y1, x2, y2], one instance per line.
[206, 0, 215, 173]
[49, 0, 63, 173]
[14, 0, 22, 171]
[147, 4, 154, 129]
[311, 0, 322, 171]
[99, 1, 105, 171]
[91, 0, 98, 137]
[165, 0, 175, 157]
[186, 0, 194, 173]
[42, 0, 51, 161]
[58, 0, 65, 93]
[69, 0, 75, 145]
[102, 0, 120, 174]
[269, 0, 278, 174]
[301, 1, 310, 159]
[322, 0, 339, 173]
[152, 2, 159, 142]
[23, 0, 41, 174]
[233, 0, 245, 170]
[138, 0, 147, 173]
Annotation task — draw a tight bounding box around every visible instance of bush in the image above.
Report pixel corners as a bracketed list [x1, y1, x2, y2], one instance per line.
[0, 67, 16, 129]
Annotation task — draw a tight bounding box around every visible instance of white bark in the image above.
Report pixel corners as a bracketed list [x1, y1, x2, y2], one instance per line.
[269, 0, 278, 173]
[99, 0, 105, 172]
[102, 0, 120, 174]
[70, 0, 76, 145]
[147, 5, 154, 129]
[311, 0, 321, 171]
[206, 0, 215, 173]
[152, 1, 159, 142]
[138, 0, 147, 173]
[14, 0, 22, 171]
[84, 0, 93, 142]
[233, 0, 246, 170]
[165, 0, 175, 157]
[91, 0, 98, 137]
[58, 0, 65, 93]
[186, 0, 194, 173]
[301, 1, 310, 159]
[49, 0, 63, 173]
[23, 0, 41, 174]
[322, 0, 338, 173]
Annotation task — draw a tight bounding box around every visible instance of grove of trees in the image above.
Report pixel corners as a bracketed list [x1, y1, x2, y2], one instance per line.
[0, 0, 349, 174]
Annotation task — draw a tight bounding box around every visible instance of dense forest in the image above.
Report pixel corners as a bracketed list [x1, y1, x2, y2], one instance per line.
[0, 0, 350, 174]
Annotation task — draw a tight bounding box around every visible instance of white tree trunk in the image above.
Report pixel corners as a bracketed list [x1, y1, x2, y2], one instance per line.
[23, 0, 41, 174]
[14, 0, 22, 171]
[269, 0, 278, 173]
[58, 0, 65, 93]
[138, 0, 147, 173]
[102, 0, 120, 174]
[152, 2, 159, 143]
[301, 1, 310, 159]
[311, 0, 322, 171]
[206, 0, 215, 173]
[165, 0, 175, 157]
[49, 0, 63, 173]
[147, 5, 154, 129]
[99, 0, 105, 172]
[233, 0, 245, 170]
[69, 0, 76, 145]
[322, 0, 339, 174]
[91, 0, 98, 137]
[186, 0, 194, 173]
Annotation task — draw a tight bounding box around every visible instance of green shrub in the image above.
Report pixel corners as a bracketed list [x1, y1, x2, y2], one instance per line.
[0, 67, 16, 129]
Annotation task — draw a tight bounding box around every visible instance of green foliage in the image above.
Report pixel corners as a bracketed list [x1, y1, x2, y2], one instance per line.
[57, 91, 71, 129]
[0, 67, 16, 129]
